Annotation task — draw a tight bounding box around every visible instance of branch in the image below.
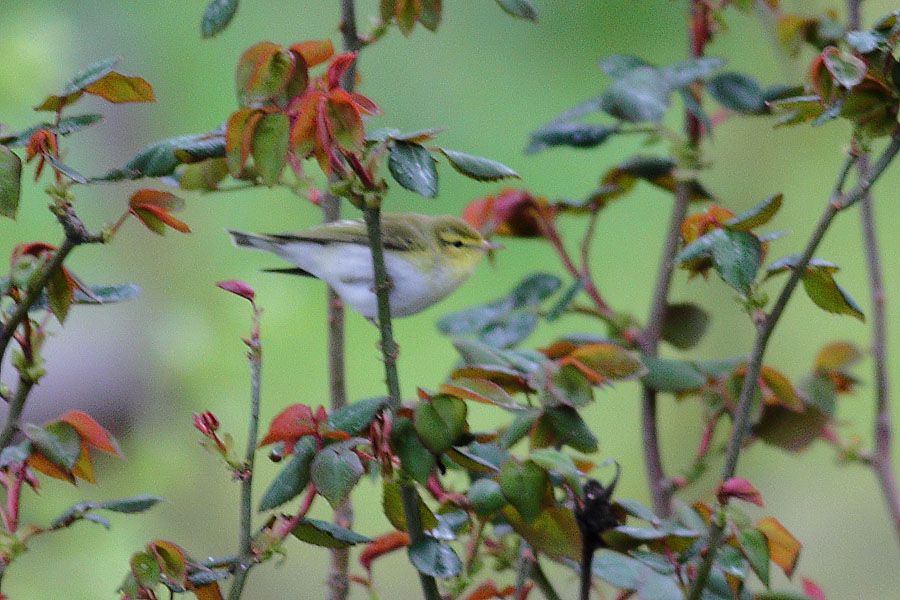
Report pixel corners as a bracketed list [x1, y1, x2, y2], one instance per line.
[227, 307, 263, 600]
[687, 131, 900, 599]
[0, 377, 35, 451]
[323, 2, 361, 598]
[636, 0, 710, 518]
[362, 205, 441, 600]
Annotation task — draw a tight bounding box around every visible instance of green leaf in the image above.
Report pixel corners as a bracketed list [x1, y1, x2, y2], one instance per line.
[408, 537, 463, 578]
[614, 498, 660, 525]
[130, 551, 161, 588]
[502, 505, 581, 561]
[46, 267, 74, 323]
[467, 478, 506, 515]
[846, 30, 883, 53]
[251, 112, 290, 186]
[540, 406, 599, 453]
[600, 55, 651, 78]
[310, 441, 364, 508]
[446, 447, 500, 473]
[99, 131, 225, 180]
[752, 404, 828, 452]
[591, 550, 683, 600]
[382, 480, 438, 531]
[768, 95, 825, 128]
[45, 154, 87, 184]
[388, 141, 438, 198]
[822, 46, 867, 88]
[291, 518, 371, 548]
[201, 0, 239, 38]
[437, 273, 561, 348]
[328, 397, 387, 436]
[259, 437, 316, 511]
[414, 395, 467, 454]
[24, 422, 81, 471]
[2, 114, 104, 148]
[545, 277, 584, 321]
[641, 357, 706, 393]
[801, 267, 865, 321]
[391, 416, 435, 484]
[707, 72, 767, 114]
[725, 193, 784, 231]
[739, 528, 770, 587]
[527, 122, 618, 154]
[541, 365, 593, 408]
[601, 67, 671, 123]
[98, 495, 164, 514]
[529, 448, 581, 489]
[501, 410, 540, 448]
[661, 57, 726, 88]
[0, 146, 22, 220]
[661, 303, 710, 350]
[677, 228, 762, 292]
[499, 460, 548, 522]
[495, 0, 539, 21]
[437, 148, 520, 181]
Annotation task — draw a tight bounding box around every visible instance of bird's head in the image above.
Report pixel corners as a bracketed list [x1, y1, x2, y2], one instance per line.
[431, 215, 502, 274]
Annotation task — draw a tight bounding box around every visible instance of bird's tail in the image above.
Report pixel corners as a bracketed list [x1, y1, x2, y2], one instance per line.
[228, 230, 278, 252]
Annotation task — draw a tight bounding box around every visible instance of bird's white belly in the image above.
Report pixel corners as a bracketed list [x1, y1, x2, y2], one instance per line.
[310, 244, 452, 319]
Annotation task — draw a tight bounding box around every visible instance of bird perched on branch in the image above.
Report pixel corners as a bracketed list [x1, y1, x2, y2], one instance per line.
[228, 213, 498, 319]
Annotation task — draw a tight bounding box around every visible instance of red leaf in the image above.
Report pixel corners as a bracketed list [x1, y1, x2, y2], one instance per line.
[217, 280, 256, 302]
[129, 190, 191, 234]
[802, 578, 826, 600]
[59, 410, 123, 457]
[226, 108, 262, 174]
[290, 40, 335, 68]
[716, 477, 764, 507]
[326, 52, 358, 90]
[350, 92, 381, 115]
[359, 531, 410, 573]
[258, 404, 317, 448]
[290, 90, 323, 157]
[236, 42, 295, 105]
[130, 204, 191, 234]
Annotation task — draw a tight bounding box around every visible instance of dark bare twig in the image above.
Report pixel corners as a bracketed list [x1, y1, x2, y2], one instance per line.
[687, 132, 900, 599]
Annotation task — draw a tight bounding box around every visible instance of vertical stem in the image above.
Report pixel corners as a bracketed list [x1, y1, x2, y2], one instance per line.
[687, 133, 900, 599]
[323, 3, 362, 598]
[637, 0, 709, 518]
[0, 378, 34, 451]
[847, 0, 900, 546]
[228, 311, 262, 600]
[362, 205, 441, 600]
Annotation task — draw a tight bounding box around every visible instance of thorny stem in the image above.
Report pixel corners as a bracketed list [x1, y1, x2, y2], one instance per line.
[847, 0, 900, 546]
[687, 132, 900, 600]
[637, 0, 710, 519]
[323, 2, 362, 598]
[362, 205, 441, 600]
[227, 308, 262, 600]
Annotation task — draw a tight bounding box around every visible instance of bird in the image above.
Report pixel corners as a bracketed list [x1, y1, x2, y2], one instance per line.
[228, 213, 499, 319]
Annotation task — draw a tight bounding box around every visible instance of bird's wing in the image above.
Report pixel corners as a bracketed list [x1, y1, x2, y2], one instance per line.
[267, 216, 427, 252]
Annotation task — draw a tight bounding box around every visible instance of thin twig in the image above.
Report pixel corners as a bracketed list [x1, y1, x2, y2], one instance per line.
[687, 132, 900, 599]
[323, 2, 362, 598]
[227, 307, 263, 600]
[636, 0, 710, 518]
[529, 557, 563, 600]
[0, 377, 35, 451]
[362, 205, 441, 600]
[847, 0, 900, 546]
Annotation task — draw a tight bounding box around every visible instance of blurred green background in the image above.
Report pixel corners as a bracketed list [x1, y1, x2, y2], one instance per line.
[1, 1, 899, 598]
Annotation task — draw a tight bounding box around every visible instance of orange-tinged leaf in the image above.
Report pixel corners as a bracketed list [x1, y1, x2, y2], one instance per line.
[131, 204, 191, 234]
[359, 531, 410, 572]
[34, 92, 84, 112]
[71, 442, 96, 484]
[326, 52, 357, 90]
[814, 342, 862, 374]
[259, 404, 317, 447]
[756, 516, 801, 577]
[327, 89, 364, 151]
[27, 452, 76, 484]
[289, 90, 322, 156]
[440, 378, 519, 410]
[226, 108, 259, 175]
[759, 366, 804, 412]
[351, 93, 381, 115]
[193, 582, 224, 600]
[149, 540, 188, 585]
[568, 343, 647, 382]
[236, 42, 295, 106]
[59, 410, 123, 457]
[681, 205, 735, 244]
[129, 189, 184, 211]
[84, 72, 155, 103]
[290, 40, 335, 68]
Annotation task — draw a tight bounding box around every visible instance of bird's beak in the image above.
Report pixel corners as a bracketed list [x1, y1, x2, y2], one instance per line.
[481, 240, 504, 251]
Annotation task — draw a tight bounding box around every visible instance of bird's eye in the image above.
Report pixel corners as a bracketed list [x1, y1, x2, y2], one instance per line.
[452, 240, 464, 248]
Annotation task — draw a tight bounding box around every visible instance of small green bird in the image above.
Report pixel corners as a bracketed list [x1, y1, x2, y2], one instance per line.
[228, 213, 498, 319]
